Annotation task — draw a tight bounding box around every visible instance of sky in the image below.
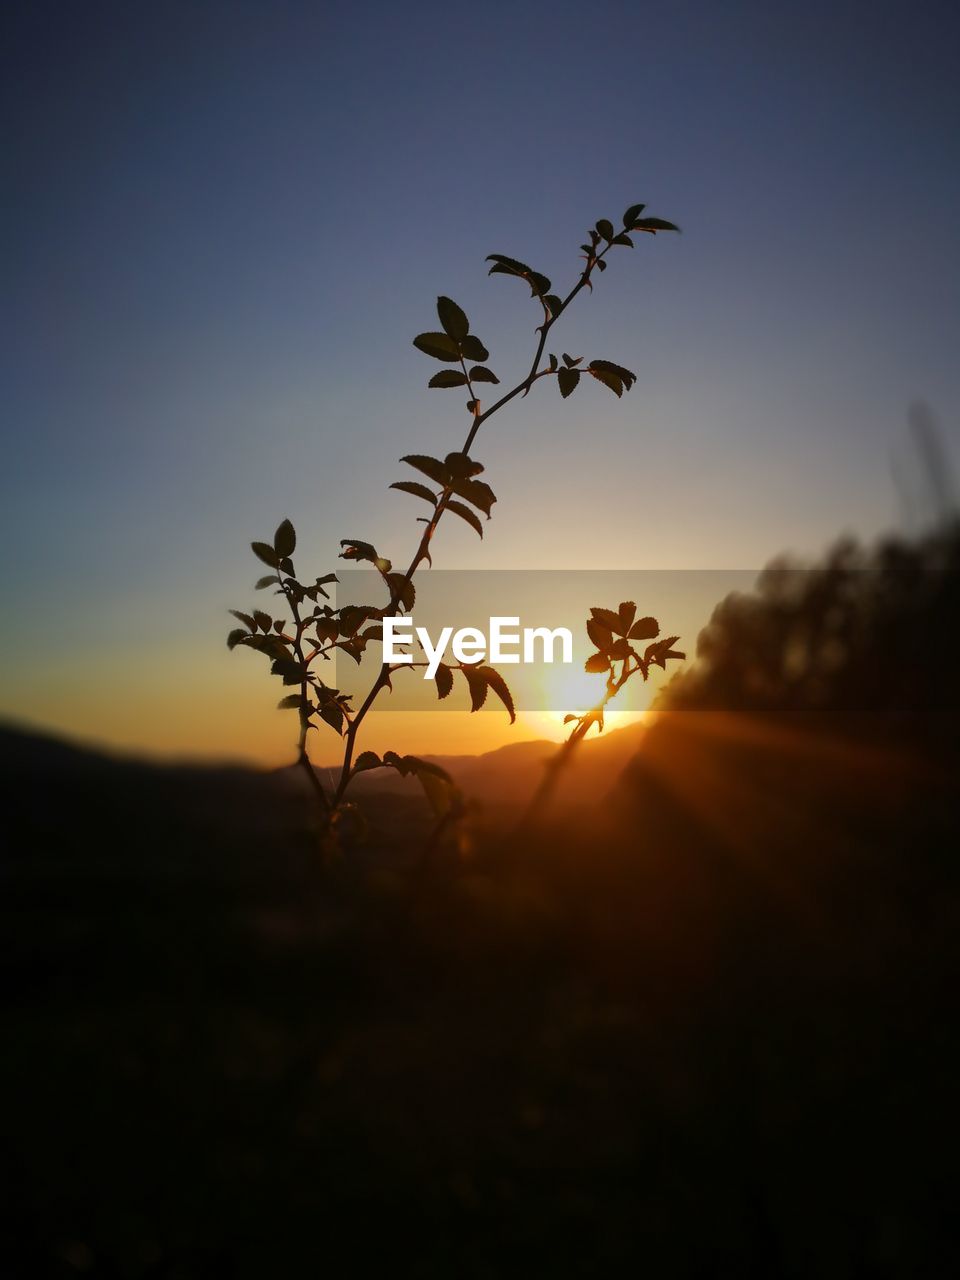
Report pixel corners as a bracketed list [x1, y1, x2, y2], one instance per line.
[2, 0, 959, 765]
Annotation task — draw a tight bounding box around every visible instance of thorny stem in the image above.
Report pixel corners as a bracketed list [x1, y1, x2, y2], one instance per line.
[283, 585, 332, 813]
[328, 234, 619, 813]
[519, 654, 644, 829]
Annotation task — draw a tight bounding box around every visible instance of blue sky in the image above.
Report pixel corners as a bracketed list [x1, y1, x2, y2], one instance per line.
[2, 0, 958, 759]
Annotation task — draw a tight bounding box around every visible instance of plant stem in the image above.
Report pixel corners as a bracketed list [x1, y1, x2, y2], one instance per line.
[332, 237, 617, 807]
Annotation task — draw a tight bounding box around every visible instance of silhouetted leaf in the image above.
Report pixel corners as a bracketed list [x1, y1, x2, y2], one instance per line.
[590, 606, 623, 634]
[274, 518, 296, 557]
[401, 454, 451, 485]
[230, 610, 256, 632]
[557, 368, 580, 398]
[252, 541, 280, 568]
[486, 253, 533, 276]
[320, 704, 344, 733]
[545, 295, 563, 318]
[428, 370, 468, 388]
[460, 334, 489, 362]
[586, 618, 613, 651]
[528, 270, 551, 297]
[437, 295, 469, 342]
[444, 452, 484, 478]
[461, 664, 488, 712]
[629, 616, 659, 640]
[589, 368, 623, 396]
[596, 259, 607, 271]
[353, 750, 383, 774]
[434, 662, 454, 700]
[596, 218, 614, 240]
[413, 331, 460, 361]
[446, 500, 484, 538]
[339, 539, 390, 573]
[386, 573, 415, 611]
[390, 480, 436, 505]
[585, 652, 610, 673]
[227, 628, 247, 650]
[271, 656, 305, 685]
[254, 609, 272, 632]
[563, 714, 578, 724]
[313, 619, 339, 645]
[469, 366, 499, 384]
[255, 574, 279, 590]
[618, 602, 637, 633]
[478, 665, 516, 723]
[338, 604, 379, 636]
[589, 359, 636, 390]
[562, 353, 582, 367]
[450, 476, 496, 516]
[277, 693, 303, 710]
[611, 233, 634, 247]
[623, 202, 646, 225]
[629, 217, 679, 233]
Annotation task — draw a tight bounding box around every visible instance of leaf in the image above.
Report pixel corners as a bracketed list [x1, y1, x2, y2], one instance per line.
[585, 652, 610, 673]
[557, 368, 580, 398]
[461, 664, 489, 712]
[313, 619, 339, 645]
[623, 202, 646, 225]
[486, 253, 533, 276]
[562, 353, 582, 367]
[563, 714, 578, 725]
[478, 665, 516, 724]
[230, 609, 256, 632]
[618, 602, 637, 634]
[319, 704, 345, 733]
[255, 574, 279, 590]
[253, 609, 272, 632]
[611, 233, 634, 248]
[339, 539, 390, 573]
[274, 518, 296, 557]
[629, 616, 659, 640]
[590, 606, 624, 634]
[586, 618, 613, 651]
[589, 359, 636, 390]
[545, 294, 563, 318]
[528, 270, 551, 297]
[271, 656, 305, 685]
[450, 476, 496, 517]
[252, 541, 280, 568]
[227, 628, 248, 650]
[390, 480, 436, 505]
[277, 693, 303, 710]
[386, 573, 415, 611]
[444, 452, 484, 478]
[434, 662, 454, 700]
[338, 604, 379, 635]
[352, 750, 383, 775]
[596, 218, 614, 240]
[446, 500, 484, 538]
[428, 370, 468, 388]
[401, 454, 451, 486]
[469, 365, 499, 384]
[413, 331, 461, 362]
[437, 295, 469, 342]
[460, 334, 489, 362]
[588, 368, 624, 397]
[629, 216, 680, 234]
[417, 769, 457, 818]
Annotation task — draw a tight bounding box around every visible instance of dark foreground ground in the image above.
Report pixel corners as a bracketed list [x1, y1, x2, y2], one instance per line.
[1, 713, 958, 1278]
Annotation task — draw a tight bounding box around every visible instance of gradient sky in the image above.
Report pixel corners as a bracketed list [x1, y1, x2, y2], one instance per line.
[3, 0, 959, 764]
